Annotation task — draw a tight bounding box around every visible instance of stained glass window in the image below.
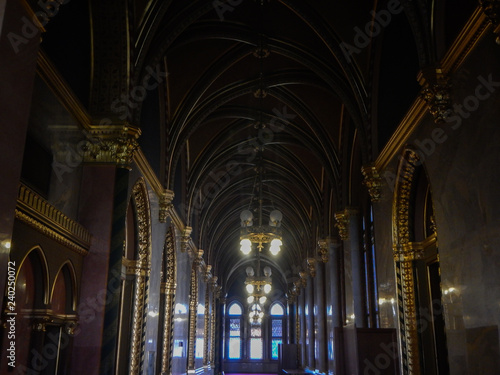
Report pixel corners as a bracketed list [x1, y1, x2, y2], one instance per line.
[228, 338, 241, 359]
[249, 338, 263, 359]
[271, 319, 282, 337]
[271, 339, 282, 360]
[229, 319, 240, 336]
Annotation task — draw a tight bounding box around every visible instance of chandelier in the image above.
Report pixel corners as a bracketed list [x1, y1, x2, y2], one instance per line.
[245, 265, 271, 324]
[239, 165, 283, 256]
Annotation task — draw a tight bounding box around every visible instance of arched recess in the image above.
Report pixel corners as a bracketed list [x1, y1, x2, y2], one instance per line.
[116, 178, 152, 375]
[158, 225, 177, 374]
[392, 148, 450, 375]
[1, 247, 49, 373]
[47, 261, 79, 374]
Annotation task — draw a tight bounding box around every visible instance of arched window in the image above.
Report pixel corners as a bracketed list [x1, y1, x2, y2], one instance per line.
[227, 302, 243, 359]
[269, 302, 285, 360]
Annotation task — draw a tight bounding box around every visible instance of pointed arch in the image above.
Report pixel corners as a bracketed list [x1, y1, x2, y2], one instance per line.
[16, 245, 50, 307]
[51, 260, 78, 313]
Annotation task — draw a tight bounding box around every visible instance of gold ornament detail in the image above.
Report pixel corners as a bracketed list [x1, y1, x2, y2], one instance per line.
[361, 165, 382, 202]
[306, 257, 316, 277]
[81, 126, 141, 169]
[159, 190, 175, 223]
[480, 0, 500, 43]
[392, 149, 422, 375]
[161, 227, 176, 375]
[187, 260, 198, 370]
[317, 239, 329, 263]
[334, 210, 350, 240]
[129, 178, 152, 375]
[181, 226, 192, 253]
[16, 184, 91, 255]
[419, 68, 452, 124]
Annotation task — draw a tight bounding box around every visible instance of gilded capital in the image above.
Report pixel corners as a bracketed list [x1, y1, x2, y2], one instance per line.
[306, 257, 316, 278]
[159, 190, 175, 223]
[82, 125, 141, 169]
[298, 271, 308, 288]
[418, 68, 452, 124]
[181, 226, 192, 252]
[334, 210, 350, 240]
[205, 265, 212, 282]
[361, 164, 382, 202]
[317, 239, 329, 263]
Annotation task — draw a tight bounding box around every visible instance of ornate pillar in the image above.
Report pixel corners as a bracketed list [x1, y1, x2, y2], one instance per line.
[187, 250, 203, 372]
[314, 241, 329, 373]
[159, 190, 175, 223]
[203, 266, 212, 367]
[393, 150, 422, 375]
[160, 228, 176, 375]
[128, 180, 152, 375]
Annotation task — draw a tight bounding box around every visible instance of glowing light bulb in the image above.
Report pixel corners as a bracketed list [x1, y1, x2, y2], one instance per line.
[263, 284, 272, 294]
[246, 284, 254, 294]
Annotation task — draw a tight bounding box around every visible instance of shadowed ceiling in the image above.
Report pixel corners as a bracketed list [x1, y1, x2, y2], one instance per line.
[40, 0, 477, 298]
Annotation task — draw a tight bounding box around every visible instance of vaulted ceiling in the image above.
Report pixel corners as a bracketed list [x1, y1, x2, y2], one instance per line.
[41, 0, 477, 298]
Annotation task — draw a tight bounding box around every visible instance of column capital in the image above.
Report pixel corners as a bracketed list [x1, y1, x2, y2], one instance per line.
[204, 265, 213, 282]
[317, 239, 329, 263]
[361, 164, 382, 202]
[181, 226, 192, 252]
[418, 67, 452, 124]
[306, 257, 316, 278]
[159, 189, 175, 223]
[81, 125, 141, 169]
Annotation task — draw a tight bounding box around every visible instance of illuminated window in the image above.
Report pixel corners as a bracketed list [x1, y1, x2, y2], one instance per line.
[250, 338, 263, 359]
[228, 302, 243, 315]
[270, 302, 285, 360]
[195, 338, 204, 358]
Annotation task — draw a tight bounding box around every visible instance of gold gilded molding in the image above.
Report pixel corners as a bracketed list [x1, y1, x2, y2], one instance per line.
[82, 126, 140, 170]
[392, 149, 422, 375]
[187, 260, 198, 370]
[375, 7, 489, 171]
[161, 227, 176, 375]
[129, 179, 152, 375]
[16, 184, 90, 255]
[361, 164, 382, 202]
[479, 1, 500, 43]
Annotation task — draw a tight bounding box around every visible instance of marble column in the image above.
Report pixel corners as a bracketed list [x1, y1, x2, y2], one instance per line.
[299, 289, 307, 368]
[0, 0, 41, 304]
[348, 209, 366, 328]
[326, 238, 343, 374]
[306, 274, 315, 370]
[314, 259, 327, 373]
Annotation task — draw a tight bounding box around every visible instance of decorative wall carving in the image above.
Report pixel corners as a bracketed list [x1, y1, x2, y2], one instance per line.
[334, 209, 350, 240]
[418, 68, 452, 124]
[392, 149, 421, 375]
[128, 179, 152, 375]
[161, 226, 176, 375]
[361, 164, 382, 202]
[159, 190, 175, 223]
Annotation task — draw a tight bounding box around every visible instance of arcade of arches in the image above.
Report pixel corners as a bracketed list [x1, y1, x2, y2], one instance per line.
[1, 1, 500, 374]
